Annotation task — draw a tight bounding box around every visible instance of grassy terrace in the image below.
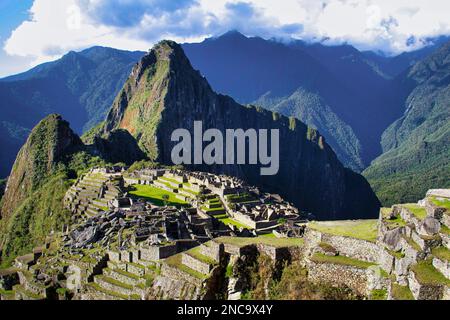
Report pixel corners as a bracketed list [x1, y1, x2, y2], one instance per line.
[187, 247, 218, 265]
[410, 259, 450, 286]
[218, 217, 252, 229]
[370, 289, 387, 300]
[402, 235, 421, 251]
[391, 283, 414, 300]
[216, 236, 304, 248]
[259, 233, 277, 238]
[112, 267, 140, 280]
[14, 284, 43, 300]
[98, 275, 134, 290]
[384, 216, 407, 229]
[402, 204, 427, 220]
[432, 246, 450, 261]
[128, 184, 188, 207]
[225, 193, 258, 203]
[0, 289, 14, 298]
[310, 253, 376, 269]
[441, 224, 450, 235]
[87, 282, 132, 300]
[159, 176, 182, 185]
[307, 219, 378, 242]
[381, 208, 407, 229]
[180, 187, 199, 196]
[164, 254, 208, 280]
[430, 196, 450, 211]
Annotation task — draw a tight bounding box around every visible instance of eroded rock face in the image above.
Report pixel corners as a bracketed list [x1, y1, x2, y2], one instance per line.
[419, 216, 441, 236]
[102, 40, 380, 220]
[382, 228, 404, 251]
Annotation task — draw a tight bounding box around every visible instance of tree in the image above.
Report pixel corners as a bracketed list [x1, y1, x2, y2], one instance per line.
[162, 194, 170, 206]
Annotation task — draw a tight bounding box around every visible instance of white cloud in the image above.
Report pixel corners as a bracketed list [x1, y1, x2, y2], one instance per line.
[2, 0, 450, 77]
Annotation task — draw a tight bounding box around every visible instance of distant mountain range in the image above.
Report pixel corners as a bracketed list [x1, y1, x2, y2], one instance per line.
[183, 32, 448, 171]
[0, 47, 144, 176]
[363, 41, 450, 205]
[0, 31, 448, 206]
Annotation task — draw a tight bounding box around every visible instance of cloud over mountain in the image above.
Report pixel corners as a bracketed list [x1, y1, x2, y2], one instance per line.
[2, 0, 450, 76]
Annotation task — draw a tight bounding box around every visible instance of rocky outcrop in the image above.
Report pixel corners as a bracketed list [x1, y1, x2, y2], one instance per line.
[102, 40, 380, 220]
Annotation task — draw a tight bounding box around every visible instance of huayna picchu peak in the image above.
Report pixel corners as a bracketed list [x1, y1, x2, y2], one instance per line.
[99, 40, 380, 220]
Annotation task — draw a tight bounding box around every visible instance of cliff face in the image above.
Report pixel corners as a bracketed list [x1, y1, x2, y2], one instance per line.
[104, 41, 380, 219]
[0, 114, 82, 220]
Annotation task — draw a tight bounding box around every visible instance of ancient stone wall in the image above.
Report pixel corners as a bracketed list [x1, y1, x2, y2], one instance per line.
[200, 242, 223, 262]
[303, 228, 380, 262]
[160, 263, 204, 286]
[307, 260, 369, 296]
[408, 270, 445, 300]
[181, 253, 212, 274]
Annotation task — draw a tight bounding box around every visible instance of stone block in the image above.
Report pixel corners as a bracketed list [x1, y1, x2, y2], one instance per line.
[408, 270, 445, 300]
[432, 257, 449, 280]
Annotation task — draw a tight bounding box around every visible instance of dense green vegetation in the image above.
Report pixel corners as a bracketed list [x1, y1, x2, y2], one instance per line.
[0, 47, 144, 178]
[0, 115, 109, 266]
[364, 42, 450, 206]
[0, 150, 106, 267]
[256, 88, 364, 171]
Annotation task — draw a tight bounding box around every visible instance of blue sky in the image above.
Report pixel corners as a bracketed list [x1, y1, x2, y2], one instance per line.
[1, 0, 449, 77]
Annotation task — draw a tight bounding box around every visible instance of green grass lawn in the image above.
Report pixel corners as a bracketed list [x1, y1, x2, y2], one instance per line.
[432, 246, 450, 261]
[310, 253, 376, 269]
[370, 289, 387, 300]
[201, 206, 225, 213]
[430, 197, 450, 211]
[402, 204, 427, 220]
[441, 224, 450, 235]
[218, 217, 252, 229]
[225, 193, 256, 203]
[159, 176, 183, 185]
[410, 259, 450, 286]
[307, 220, 378, 242]
[187, 247, 218, 265]
[128, 184, 188, 207]
[384, 215, 407, 229]
[391, 283, 414, 300]
[259, 233, 277, 238]
[216, 236, 304, 248]
[381, 207, 407, 228]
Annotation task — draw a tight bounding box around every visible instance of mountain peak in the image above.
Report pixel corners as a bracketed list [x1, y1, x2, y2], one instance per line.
[219, 30, 247, 39]
[102, 40, 380, 219]
[0, 114, 82, 219]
